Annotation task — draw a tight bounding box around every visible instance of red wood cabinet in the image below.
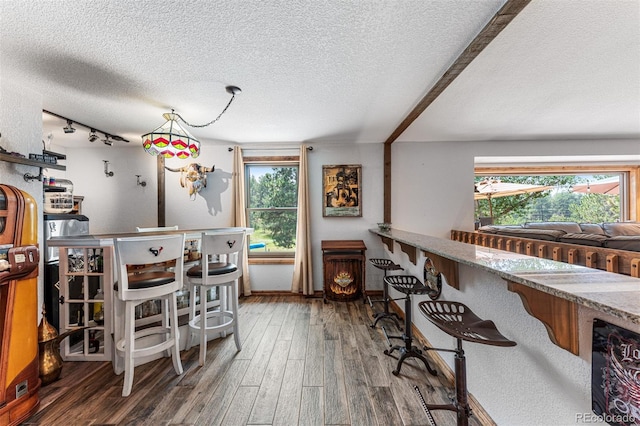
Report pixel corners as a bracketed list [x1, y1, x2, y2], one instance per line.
[321, 240, 367, 302]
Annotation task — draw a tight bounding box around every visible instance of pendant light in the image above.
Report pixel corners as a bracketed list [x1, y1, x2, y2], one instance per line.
[142, 85, 241, 159]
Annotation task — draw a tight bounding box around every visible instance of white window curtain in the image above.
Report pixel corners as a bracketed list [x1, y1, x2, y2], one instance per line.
[233, 146, 251, 296]
[292, 144, 313, 295]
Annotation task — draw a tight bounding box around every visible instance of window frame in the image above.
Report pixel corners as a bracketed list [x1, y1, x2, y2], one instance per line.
[244, 156, 299, 259]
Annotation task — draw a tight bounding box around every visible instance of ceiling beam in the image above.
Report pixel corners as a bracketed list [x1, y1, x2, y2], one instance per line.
[382, 0, 531, 223]
[384, 0, 532, 146]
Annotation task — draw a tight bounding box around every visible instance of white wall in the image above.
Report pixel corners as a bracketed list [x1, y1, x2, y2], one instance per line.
[210, 142, 386, 293]
[307, 143, 385, 292]
[0, 82, 44, 311]
[48, 144, 235, 234]
[51, 141, 386, 293]
[390, 138, 640, 424]
[164, 146, 235, 229]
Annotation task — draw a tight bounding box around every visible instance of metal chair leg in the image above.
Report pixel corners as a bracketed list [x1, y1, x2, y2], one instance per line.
[384, 294, 437, 377]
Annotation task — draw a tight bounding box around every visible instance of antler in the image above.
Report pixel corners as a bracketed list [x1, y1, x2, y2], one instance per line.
[164, 163, 214, 173]
[164, 165, 187, 173]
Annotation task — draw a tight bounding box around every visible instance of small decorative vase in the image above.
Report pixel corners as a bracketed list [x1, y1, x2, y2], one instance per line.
[38, 305, 86, 386]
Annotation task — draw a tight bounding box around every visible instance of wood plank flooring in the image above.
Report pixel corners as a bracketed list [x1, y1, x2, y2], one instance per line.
[26, 296, 495, 425]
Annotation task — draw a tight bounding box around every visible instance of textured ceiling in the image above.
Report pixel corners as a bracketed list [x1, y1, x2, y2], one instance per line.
[1, 0, 638, 149]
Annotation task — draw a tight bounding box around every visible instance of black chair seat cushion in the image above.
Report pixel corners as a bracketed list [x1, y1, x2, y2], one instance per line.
[127, 271, 175, 289]
[187, 261, 238, 278]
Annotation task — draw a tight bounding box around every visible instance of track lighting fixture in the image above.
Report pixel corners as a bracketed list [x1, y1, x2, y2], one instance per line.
[43, 110, 129, 144]
[63, 120, 76, 134]
[88, 129, 99, 142]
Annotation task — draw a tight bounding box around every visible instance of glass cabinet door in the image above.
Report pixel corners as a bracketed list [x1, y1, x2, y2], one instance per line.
[59, 246, 112, 361]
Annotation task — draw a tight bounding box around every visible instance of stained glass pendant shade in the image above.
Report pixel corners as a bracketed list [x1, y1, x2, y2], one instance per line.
[142, 113, 200, 159]
[141, 85, 241, 159]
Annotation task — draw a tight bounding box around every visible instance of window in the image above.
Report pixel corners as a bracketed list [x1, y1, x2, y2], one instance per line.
[474, 165, 636, 225]
[245, 159, 299, 257]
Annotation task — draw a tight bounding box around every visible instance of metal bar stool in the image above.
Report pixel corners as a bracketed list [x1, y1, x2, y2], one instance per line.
[418, 300, 516, 426]
[383, 275, 438, 377]
[368, 258, 403, 330]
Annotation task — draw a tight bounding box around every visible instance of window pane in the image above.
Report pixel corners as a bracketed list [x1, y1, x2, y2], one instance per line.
[474, 174, 623, 225]
[247, 166, 298, 208]
[246, 164, 299, 255]
[248, 210, 297, 253]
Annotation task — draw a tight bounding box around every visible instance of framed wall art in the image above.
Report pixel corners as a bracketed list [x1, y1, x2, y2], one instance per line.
[323, 164, 362, 217]
[592, 318, 640, 425]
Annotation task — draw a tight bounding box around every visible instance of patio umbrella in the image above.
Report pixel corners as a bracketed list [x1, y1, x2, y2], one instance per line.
[571, 176, 620, 195]
[474, 179, 554, 219]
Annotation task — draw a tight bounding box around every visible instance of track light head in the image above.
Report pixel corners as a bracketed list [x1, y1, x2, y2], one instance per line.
[63, 119, 76, 134]
[88, 129, 99, 142]
[103, 135, 113, 146]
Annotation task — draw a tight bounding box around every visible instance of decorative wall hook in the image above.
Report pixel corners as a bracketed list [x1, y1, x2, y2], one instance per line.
[136, 175, 147, 187]
[103, 160, 114, 177]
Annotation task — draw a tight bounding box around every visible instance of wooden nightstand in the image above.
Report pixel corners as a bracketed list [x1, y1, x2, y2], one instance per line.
[321, 240, 367, 303]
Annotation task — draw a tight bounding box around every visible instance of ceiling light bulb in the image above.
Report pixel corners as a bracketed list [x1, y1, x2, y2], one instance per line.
[63, 119, 76, 134]
[88, 129, 99, 142]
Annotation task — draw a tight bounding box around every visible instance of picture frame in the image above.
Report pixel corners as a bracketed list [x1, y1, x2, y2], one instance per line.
[323, 164, 362, 217]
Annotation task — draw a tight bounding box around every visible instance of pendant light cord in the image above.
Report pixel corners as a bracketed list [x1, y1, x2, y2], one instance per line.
[175, 87, 239, 128]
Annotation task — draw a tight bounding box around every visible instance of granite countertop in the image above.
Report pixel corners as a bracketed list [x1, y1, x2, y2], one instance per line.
[370, 227, 640, 325]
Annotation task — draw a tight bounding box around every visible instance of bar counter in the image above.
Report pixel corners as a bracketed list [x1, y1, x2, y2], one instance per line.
[370, 227, 640, 326]
[370, 227, 640, 424]
[46, 227, 251, 363]
[47, 226, 252, 247]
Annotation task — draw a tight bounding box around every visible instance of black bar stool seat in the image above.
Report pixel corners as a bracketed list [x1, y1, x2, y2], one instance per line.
[368, 258, 403, 329]
[383, 275, 438, 377]
[418, 300, 516, 426]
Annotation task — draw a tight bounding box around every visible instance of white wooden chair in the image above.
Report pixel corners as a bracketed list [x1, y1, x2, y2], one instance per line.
[112, 233, 185, 396]
[185, 230, 245, 365]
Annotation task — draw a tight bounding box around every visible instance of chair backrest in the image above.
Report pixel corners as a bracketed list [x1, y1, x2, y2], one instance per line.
[114, 233, 185, 301]
[136, 225, 179, 232]
[200, 230, 245, 284]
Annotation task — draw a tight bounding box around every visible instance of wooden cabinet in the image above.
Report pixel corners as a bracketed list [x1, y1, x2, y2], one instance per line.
[58, 246, 112, 361]
[321, 240, 366, 302]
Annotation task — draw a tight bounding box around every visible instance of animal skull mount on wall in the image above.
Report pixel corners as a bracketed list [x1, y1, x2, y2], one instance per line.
[165, 163, 215, 199]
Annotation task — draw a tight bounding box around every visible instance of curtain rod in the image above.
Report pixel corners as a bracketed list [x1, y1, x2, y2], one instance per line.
[228, 146, 313, 152]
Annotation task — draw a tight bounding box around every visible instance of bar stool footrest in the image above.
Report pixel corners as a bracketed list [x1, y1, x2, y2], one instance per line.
[372, 312, 403, 330]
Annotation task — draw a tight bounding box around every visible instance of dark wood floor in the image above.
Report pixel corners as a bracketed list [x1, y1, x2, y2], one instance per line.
[26, 295, 494, 425]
